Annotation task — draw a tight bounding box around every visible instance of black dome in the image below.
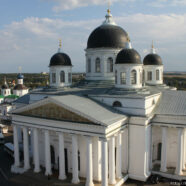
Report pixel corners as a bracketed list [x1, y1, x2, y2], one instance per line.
[116, 49, 141, 64]
[143, 53, 163, 65]
[87, 25, 128, 49]
[1, 84, 9, 89]
[49, 53, 72, 67]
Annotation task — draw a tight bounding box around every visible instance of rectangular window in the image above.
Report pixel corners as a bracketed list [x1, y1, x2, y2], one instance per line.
[52, 73, 56, 83]
[68, 73, 72, 83]
[87, 59, 91, 73]
[115, 70, 117, 84]
[147, 71, 152, 81]
[120, 72, 126, 84]
[156, 70, 160, 80]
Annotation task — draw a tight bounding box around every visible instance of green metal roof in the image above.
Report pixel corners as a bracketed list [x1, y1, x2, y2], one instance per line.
[5, 94, 19, 99]
[0, 95, 4, 99]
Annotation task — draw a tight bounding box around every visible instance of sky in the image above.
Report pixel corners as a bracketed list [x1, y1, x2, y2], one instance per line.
[0, 0, 186, 73]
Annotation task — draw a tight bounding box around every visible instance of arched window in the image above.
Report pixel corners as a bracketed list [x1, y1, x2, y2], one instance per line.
[113, 101, 122, 107]
[115, 70, 117, 84]
[87, 58, 91, 73]
[95, 58, 101, 73]
[120, 72, 126, 84]
[52, 73, 56, 83]
[147, 71, 152, 81]
[131, 70, 137, 84]
[60, 71, 65, 83]
[68, 72, 72, 83]
[142, 70, 145, 84]
[107, 57, 113, 73]
[156, 69, 160, 80]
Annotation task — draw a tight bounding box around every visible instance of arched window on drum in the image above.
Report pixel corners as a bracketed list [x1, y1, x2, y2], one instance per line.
[95, 58, 101, 73]
[107, 57, 113, 73]
[131, 70, 137, 84]
[60, 71, 65, 83]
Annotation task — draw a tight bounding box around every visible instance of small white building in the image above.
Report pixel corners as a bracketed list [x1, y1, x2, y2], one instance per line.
[11, 9, 186, 186]
[13, 74, 29, 97]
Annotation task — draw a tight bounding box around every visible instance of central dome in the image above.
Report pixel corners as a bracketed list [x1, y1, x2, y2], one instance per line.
[87, 24, 128, 49]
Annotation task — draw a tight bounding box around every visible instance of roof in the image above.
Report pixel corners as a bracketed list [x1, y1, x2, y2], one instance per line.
[1, 84, 9, 89]
[116, 48, 142, 64]
[143, 53, 163, 65]
[87, 24, 128, 49]
[5, 95, 19, 99]
[13, 94, 127, 126]
[0, 95, 4, 99]
[14, 84, 28, 90]
[49, 52, 72, 67]
[155, 90, 186, 116]
[50, 95, 127, 126]
[13, 94, 30, 104]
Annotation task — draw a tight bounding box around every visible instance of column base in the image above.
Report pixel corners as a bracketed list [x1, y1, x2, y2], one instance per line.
[59, 174, 67, 180]
[45, 170, 52, 176]
[175, 170, 183, 175]
[72, 178, 80, 184]
[109, 179, 116, 185]
[34, 167, 41, 173]
[24, 165, 30, 171]
[85, 181, 94, 186]
[160, 168, 167, 173]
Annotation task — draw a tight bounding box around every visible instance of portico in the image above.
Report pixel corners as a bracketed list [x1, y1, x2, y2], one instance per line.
[12, 95, 128, 186]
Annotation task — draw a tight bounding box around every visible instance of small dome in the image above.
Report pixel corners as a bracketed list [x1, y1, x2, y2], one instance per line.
[1, 84, 9, 89]
[17, 73, 24, 79]
[87, 25, 128, 49]
[116, 48, 141, 64]
[143, 53, 163, 65]
[49, 53, 72, 67]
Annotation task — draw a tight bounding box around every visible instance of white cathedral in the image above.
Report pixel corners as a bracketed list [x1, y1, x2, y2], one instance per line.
[11, 9, 186, 186]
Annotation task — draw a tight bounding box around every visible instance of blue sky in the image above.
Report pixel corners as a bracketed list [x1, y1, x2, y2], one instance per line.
[0, 0, 186, 73]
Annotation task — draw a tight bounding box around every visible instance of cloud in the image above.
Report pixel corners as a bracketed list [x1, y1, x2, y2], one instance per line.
[149, 0, 186, 7]
[0, 13, 186, 73]
[43, 0, 134, 12]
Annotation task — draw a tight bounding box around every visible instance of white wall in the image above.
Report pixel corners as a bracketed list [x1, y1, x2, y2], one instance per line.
[90, 93, 161, 116]
[13, 89, 29, 97]
[50, 66, 72, 88]
[115, 64, 143, 89]
[128, 122, 151, 181]
[85, 48, 121, 81]
[144, 65, 163, 85]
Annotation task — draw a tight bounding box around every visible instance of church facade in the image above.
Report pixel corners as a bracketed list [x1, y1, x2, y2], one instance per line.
[11, 9, 186, 186]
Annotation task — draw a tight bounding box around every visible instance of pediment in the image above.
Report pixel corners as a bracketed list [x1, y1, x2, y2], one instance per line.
[17, 102, 94, 124]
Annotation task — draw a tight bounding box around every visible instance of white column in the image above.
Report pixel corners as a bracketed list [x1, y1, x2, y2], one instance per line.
[109, 136, 116, 184]
[58, 132, 66, 180]
[175, 128, 184, 175]
[101, 138, 108, 186]
[33, 128, 40, 173]
[160, 127, 167, 172]
[122, 128, 128, 173]
[86, 136, 94, 186]
[44, 130, 52, 175]
[23, 126, 30, 170]
[182, 129, 186, 170]
[13, 125, 20, 167]
[93, 137, 101, 181]
[71, 135, 80, 184]
[116, 133, 122, 179]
